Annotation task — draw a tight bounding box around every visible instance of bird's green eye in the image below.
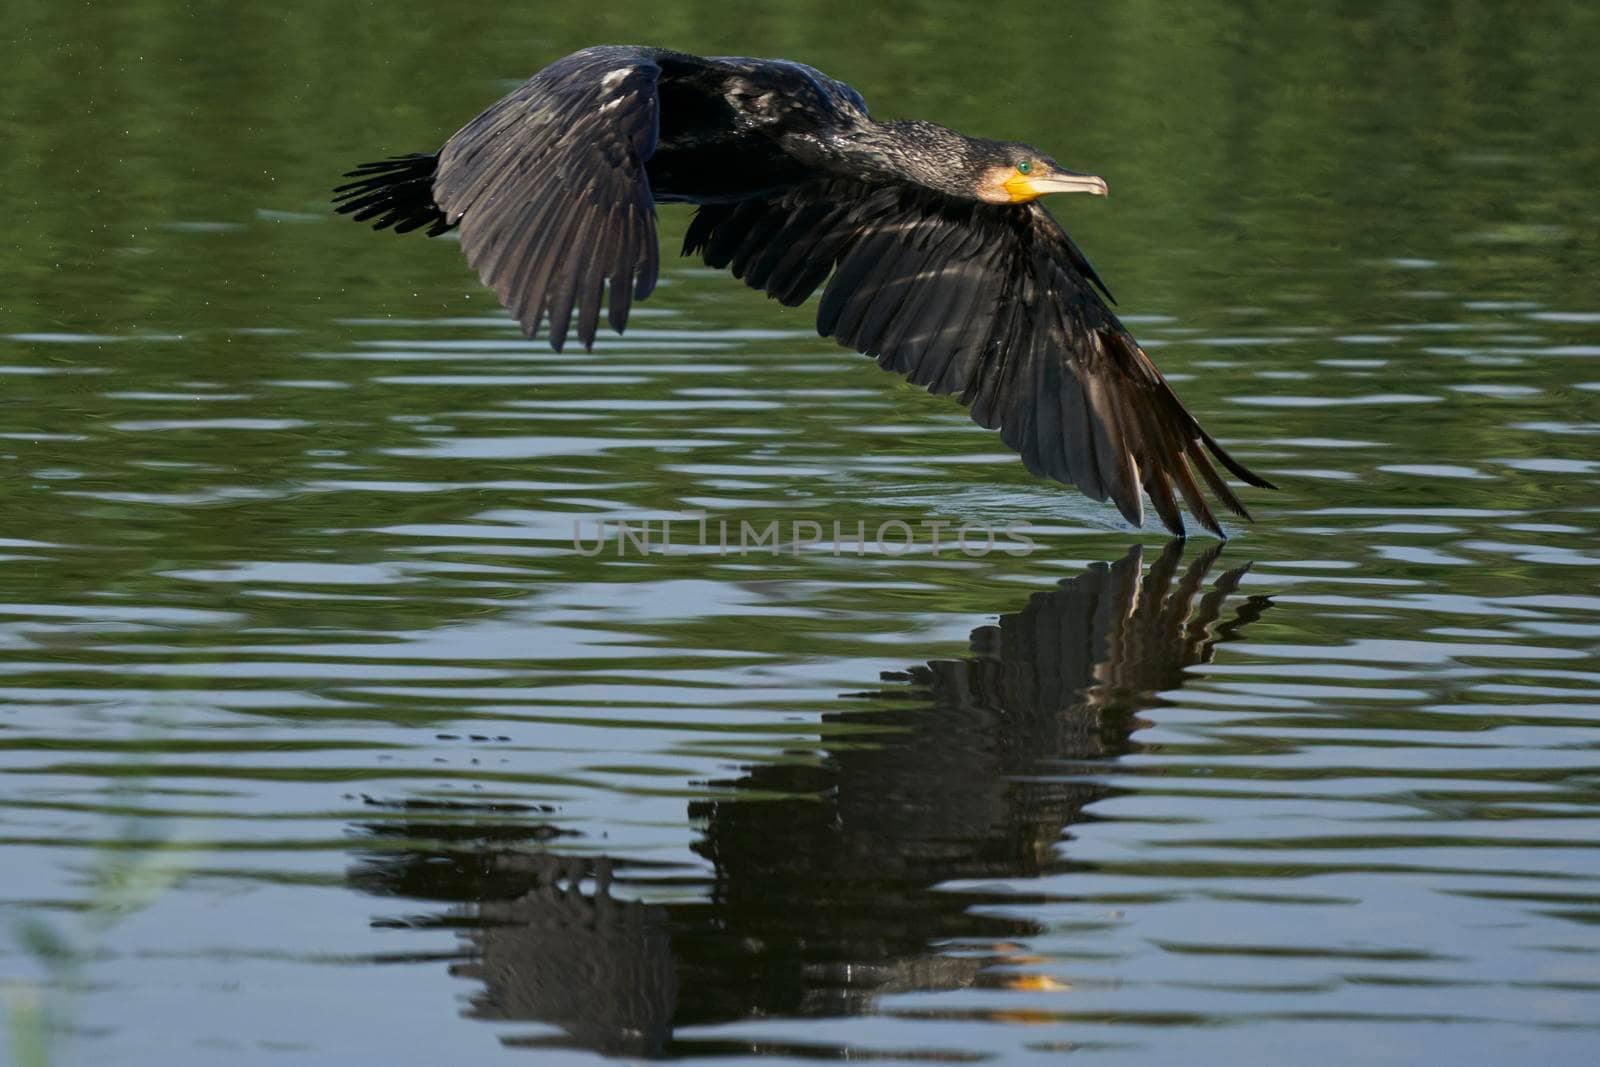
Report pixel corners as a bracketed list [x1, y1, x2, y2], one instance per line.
[1017, 160, 1032, 174]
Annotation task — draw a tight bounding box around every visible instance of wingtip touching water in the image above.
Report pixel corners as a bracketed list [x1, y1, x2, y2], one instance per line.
[333, 44, 1275, 537]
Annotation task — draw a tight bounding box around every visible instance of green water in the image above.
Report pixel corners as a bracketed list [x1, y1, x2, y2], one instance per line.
[3, 2, 1600, 1064]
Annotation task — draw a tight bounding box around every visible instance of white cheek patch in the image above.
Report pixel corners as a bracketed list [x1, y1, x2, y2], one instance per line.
[599, 68, 631, 91]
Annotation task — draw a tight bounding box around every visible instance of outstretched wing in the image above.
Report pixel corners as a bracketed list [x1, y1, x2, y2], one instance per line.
[433, 46, 664, 351]
[685, 182, 1272, 537]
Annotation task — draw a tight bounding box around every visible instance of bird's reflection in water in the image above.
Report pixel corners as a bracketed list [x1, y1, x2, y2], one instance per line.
[348, 543, 1270, 1057]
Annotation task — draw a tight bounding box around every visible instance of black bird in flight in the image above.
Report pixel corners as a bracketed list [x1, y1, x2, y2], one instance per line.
[335, 45, 1274, 537]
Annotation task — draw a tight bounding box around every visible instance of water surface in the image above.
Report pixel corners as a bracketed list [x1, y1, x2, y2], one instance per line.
[3, 3, 1600, 1064]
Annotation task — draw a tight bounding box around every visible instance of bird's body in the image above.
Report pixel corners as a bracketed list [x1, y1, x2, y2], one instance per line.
[335, 45, 1273, 536]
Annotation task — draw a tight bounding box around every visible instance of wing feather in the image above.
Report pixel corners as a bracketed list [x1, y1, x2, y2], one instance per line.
[686, 181, 1272, 536]
[432, 46, 663, 350]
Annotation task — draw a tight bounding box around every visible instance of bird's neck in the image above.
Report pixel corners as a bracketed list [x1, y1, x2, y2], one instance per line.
[806, 119, 983, 199]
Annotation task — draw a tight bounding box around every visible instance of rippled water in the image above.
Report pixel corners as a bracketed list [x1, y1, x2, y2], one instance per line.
[4, 4, 1600, 1065]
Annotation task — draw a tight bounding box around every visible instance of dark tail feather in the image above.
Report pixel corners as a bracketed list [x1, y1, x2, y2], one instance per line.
[333, 154, 451, 236]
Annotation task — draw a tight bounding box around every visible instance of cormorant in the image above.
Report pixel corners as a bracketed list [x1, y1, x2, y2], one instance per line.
[334, 45, 1274, 537]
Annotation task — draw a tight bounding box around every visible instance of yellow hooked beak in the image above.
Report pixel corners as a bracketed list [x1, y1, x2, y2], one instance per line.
[1001, 167, 1110, 204]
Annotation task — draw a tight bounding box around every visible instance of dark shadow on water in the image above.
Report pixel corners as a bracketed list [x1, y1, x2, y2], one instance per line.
[347, 542, 1271, 1058]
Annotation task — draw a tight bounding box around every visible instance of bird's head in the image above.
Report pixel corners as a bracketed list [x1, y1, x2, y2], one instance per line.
[972, 142, 1108, 205]
[840, 123, 1108, 205]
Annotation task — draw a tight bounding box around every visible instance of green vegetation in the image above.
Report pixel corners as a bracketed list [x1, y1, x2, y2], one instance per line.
[6, 759, 193, 1067]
